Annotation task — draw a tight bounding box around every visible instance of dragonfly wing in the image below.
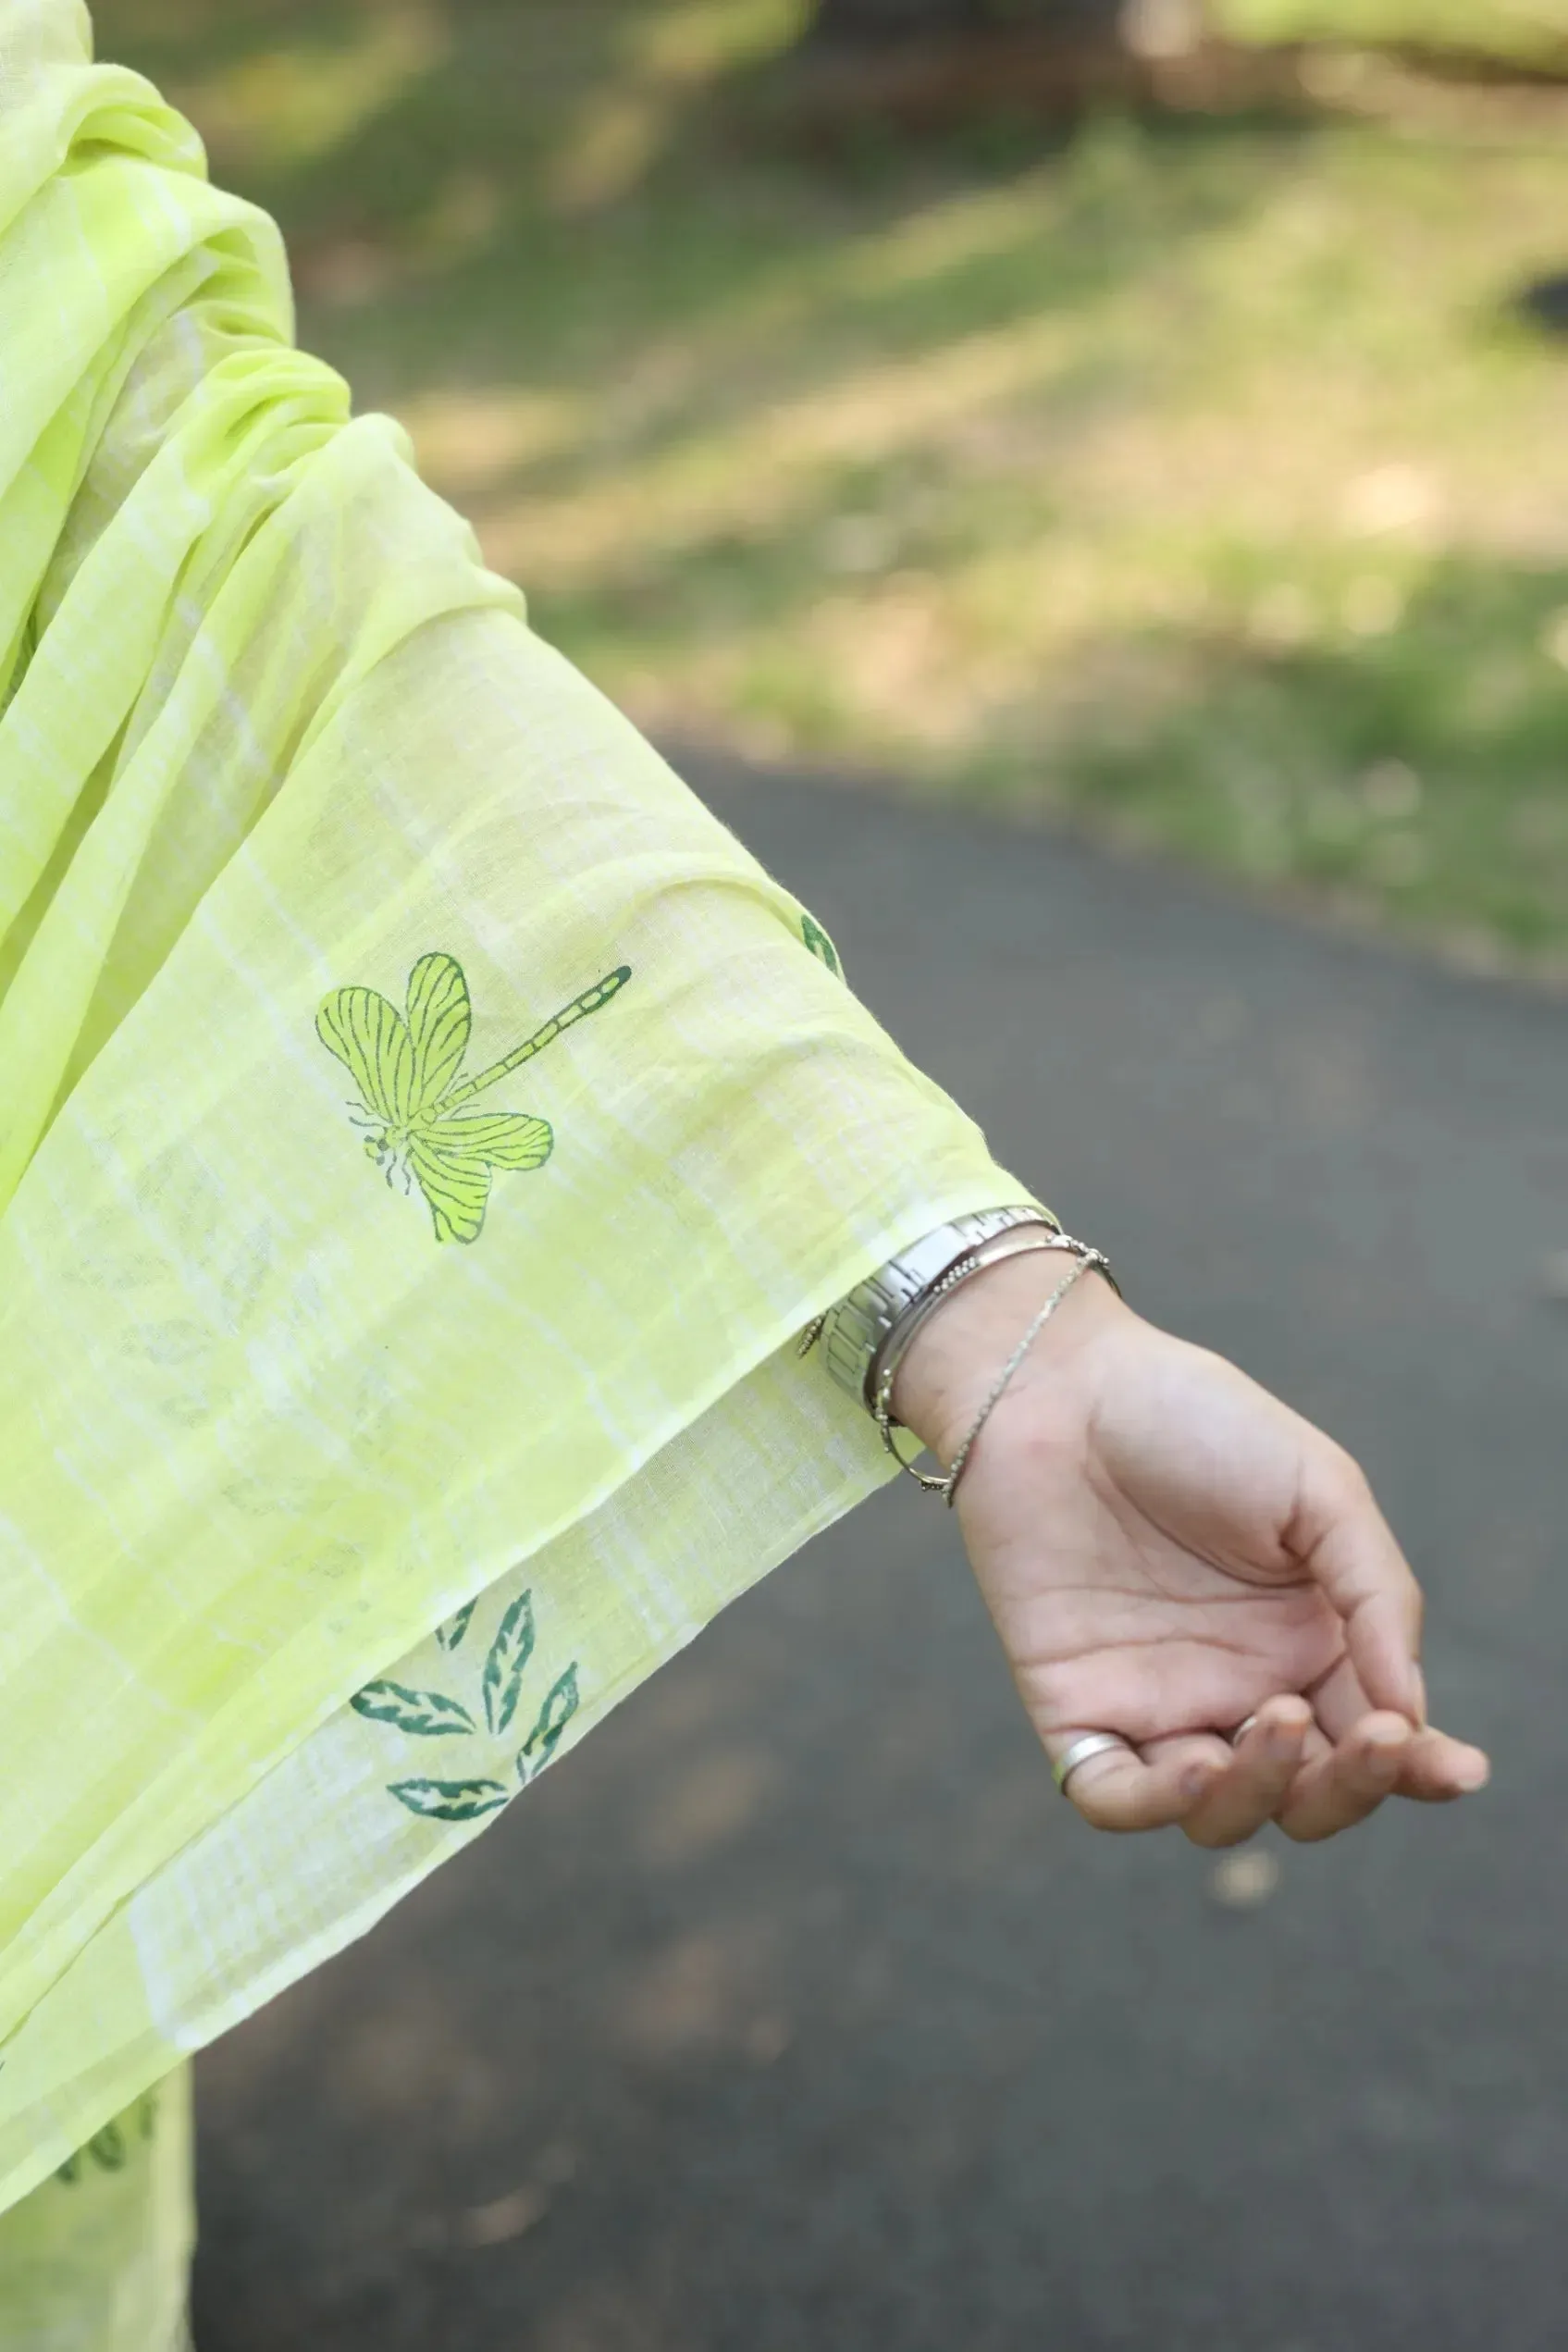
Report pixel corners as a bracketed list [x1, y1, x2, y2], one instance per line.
[315, 987, 414, 1125]
[408, 1114, 554, 1245]
[423, 1111, 554, 1170]
[408, 1133, 494, 1245]
[406, 952, 472, 1112]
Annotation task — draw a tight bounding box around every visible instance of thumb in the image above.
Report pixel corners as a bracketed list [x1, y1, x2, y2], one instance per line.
[1288, 1435, 1426, 1724]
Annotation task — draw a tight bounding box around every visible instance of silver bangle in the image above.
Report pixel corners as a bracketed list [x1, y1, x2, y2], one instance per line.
[870, 1222, 1079, 1423]
[872, 1240, 1114, 1504]
[803, 1205, 1059, 1410]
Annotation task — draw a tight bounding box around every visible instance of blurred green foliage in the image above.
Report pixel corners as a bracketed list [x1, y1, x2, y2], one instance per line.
[87, 0, 1568, 971]
[1222, 0, 1568, 67]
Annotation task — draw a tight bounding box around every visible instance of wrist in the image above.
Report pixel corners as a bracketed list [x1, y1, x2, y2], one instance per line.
[816, 1205, 1056, 1412]
[893, 1249, 1124, 1465]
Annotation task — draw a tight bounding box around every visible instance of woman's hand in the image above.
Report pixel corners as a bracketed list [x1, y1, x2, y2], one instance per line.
[894, 1254, 1489, 1843]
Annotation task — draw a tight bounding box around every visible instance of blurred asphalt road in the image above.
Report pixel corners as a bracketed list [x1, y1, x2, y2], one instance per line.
[192, 761, 1568, 2352]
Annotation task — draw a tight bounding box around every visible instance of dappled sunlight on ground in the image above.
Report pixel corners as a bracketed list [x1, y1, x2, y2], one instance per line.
[546, 0, 807, 212]
[157, 4, 445, 178]
[92, 0, 1568, 963]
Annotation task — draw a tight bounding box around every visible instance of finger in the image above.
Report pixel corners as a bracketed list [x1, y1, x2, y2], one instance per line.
[1278, 1711, 1413, 1843]
[1285, 1448, 1421, 1715]
[1390, 1724, 1491, 1803]
[1179, 1698, 1314, 1850]
[1050, 1731, 1225, 1834]
[1294, 1449, 1425, 1723]
[1308, 1654, 1488, 1800]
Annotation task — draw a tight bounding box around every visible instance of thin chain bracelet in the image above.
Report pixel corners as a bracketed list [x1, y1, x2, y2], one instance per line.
[796, 1205, 1061, 1382]
[869, 1221, 1071, 1413]
[873, 1237, 1117, 1505]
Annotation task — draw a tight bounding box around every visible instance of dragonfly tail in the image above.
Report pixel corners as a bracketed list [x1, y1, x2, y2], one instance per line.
[446, 966, 632, 1107]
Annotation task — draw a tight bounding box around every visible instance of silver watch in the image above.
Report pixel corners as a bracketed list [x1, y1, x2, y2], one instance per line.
[820, 1204, 1058, 1410]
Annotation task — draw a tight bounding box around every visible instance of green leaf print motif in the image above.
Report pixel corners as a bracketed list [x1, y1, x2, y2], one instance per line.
[354, 1589, 581, 1820]
[800, 913, 842, 978]
[352, 1680, 477, 1738]
[482, 1590, 536, 1736]
[87, 2123, 126, 2173]
[316, 953, 631, 1244]
[518, 1664, 580, 1782]
[437, 1598, 478, 1652]
[387, 1777, 512, 1822]
[58, 2111, 146, 2185]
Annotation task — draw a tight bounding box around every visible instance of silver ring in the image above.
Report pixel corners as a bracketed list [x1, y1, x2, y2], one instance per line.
[1053, 1732, 1133, 1797]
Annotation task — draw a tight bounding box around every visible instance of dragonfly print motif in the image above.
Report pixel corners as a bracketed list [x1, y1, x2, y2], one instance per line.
[317, 952, 631, 1243]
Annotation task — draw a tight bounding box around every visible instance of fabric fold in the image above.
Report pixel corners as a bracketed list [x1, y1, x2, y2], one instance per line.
[0, 0, 1029, 2216]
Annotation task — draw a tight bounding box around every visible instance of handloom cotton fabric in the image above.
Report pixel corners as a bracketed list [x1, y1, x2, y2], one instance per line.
[0, 1, 1031, 2335]
[0, 2072, 192, 2349]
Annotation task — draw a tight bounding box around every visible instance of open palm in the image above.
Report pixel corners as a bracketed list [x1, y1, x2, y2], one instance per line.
[898, 1262, 1488, 1844]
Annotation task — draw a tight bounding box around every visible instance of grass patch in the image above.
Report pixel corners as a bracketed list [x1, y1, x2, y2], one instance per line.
[90, 0, 1568, 967]
[1220, 1, 1568, 69]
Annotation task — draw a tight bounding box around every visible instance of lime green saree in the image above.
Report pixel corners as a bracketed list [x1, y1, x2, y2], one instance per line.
[0, 3, 1022, 2336]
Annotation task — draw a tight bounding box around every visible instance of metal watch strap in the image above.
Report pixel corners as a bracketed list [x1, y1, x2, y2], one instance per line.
[820, 1204, 1059, 1411]
[870, 1223, 1081, 1429]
